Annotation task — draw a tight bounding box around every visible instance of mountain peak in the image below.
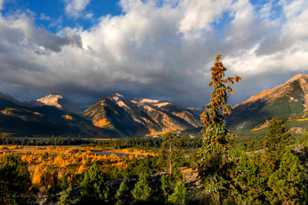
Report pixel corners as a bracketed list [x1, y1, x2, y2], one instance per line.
[287, 73, 308, 83]
[36, 94, 64, 109]
[229, 73, 308, 131]
[240, 73, 308, 106]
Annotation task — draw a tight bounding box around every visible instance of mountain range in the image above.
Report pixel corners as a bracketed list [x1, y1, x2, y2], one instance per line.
[0, 73, 307, 137]
[0, 93, 118, 137]
[0, 92, 201, 137]
[84, 93, 200, 136]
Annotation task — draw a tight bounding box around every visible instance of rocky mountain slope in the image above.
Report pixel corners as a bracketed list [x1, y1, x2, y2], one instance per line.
[2, 73, 306, 137]
[84, 93, 201, 136]
[0, 94, 116, 137]
[228, 73, 308, 131]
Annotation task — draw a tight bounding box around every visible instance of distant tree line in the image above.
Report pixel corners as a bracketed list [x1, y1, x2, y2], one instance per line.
[96, 136, 202, 149]
[0, 135, 202, 148]
[0, 136, 94, 146]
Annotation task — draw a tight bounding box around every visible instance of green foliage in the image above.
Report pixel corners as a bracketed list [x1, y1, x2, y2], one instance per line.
[131, 174, 152, 202]
[228, 152, 267, 204]
[159, 133, 186, 176]
[267, 151, 308, 204]
[128, 157, 157, 178]
[264, 118, 291, 152]
[0, 109, 306, 205]
[202, 174, 229, 204]
[168, 179, 187, 205]
[0, 132, 307, 205]
[79, 163, 110, 203]
[115, 178, 129, 205]
[59, 185, 79, 205]
[161, 175, 172, 197]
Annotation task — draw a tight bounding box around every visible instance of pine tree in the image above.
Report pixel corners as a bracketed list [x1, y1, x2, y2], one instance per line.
[200, 54, 240, 144]
[160, 132, 183, 176]
[131, 174, 152, 202]
[161, 175, 172, 198]
[79, 163, 109, 203]
[198, 54, 240, 175]
[264, 118, 291, 153]
[167, 179, 187, 205]
[115, 178, 129, 205]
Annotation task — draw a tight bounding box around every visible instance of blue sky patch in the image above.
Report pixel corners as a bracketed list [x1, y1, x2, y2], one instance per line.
[2, 0, 123, 32]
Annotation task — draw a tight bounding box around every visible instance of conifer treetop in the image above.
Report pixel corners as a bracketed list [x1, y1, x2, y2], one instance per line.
[201, 54, 241, 128]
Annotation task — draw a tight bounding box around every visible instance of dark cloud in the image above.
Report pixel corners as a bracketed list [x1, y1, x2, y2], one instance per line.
[0, 0, 307, 107]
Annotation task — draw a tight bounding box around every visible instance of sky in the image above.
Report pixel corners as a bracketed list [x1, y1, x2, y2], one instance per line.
[0, 0, 307, 107]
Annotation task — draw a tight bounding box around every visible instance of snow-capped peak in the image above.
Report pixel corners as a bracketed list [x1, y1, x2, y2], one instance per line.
[36, 94, 64, 109]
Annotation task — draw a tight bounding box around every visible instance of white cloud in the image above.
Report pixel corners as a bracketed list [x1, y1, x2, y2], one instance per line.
[0, 0, 307, 105]
[281, 0, 308, 40]
[65, 0, 91, 18]
[179, 0, 231, 33]
[224, 42, 308, 75]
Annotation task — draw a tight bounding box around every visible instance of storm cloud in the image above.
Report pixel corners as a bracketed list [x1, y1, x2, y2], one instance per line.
[0, 0, 307, 106]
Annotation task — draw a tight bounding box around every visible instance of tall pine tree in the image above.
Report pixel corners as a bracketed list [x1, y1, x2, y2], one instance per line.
[198, 54, 240, 175]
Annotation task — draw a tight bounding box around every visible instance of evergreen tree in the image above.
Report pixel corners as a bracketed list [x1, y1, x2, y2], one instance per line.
[264, 118, 291, 153]
[198, 54, 240, 175]
[196, 55, 240, 204]
[115, 178, 129, 205]
[160, 132, 184, 176]
[160, 175, 172, 198]
[79, 163, 110, 203]
[131, 174, 152, 202]
[167, 179, 187, 205]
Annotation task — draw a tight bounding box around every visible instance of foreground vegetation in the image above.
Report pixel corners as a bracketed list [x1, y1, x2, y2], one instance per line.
[0, 56, 307, 204]
[0, 120, 307, 205]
